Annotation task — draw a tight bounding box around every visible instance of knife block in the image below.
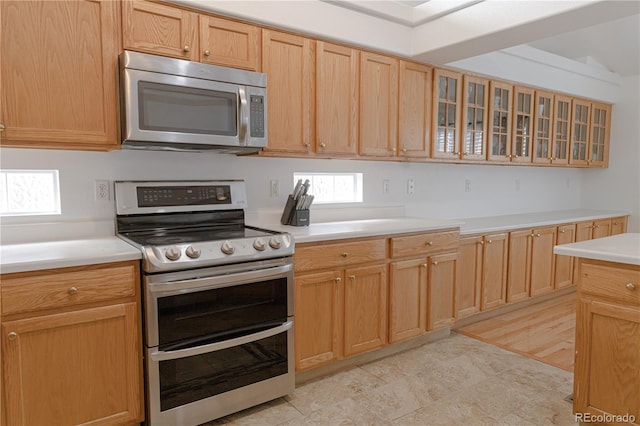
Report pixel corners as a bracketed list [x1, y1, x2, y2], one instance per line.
[280, 195, 310, 226]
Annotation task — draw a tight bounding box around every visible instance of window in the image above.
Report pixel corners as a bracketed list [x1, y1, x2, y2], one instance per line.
[293, 173, 363, 204]
[0, 170, 61, 216]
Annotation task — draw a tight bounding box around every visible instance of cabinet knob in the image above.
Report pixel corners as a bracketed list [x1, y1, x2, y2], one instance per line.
[204, 50, 211, 57]
[341, 252, 348, 257]
[183, 45, 190, 53]
[7, 332, 17, 341]
[0, 123, 5, 131]
[432, 260, 439, 265]
[392, 147, 397, 153]
[402, 147, 407, 152]
[425, 241, 433, 246]
[548, 157, 553, 161]
[530, 234, 535, 238]
[626, 283, 636, 291]
[349, 275, 356, 280]
[304, 143, 311, 149]
[561, 229, 566, 233]
[68, 287, 78, 295]
[320, 142, 326, 148]
[463, 152, 470, 156]
[335, 277, 341, 284]
[421, 263, 427, 268]
[453, 152, 460, 156]
[487, 239, 493, 244]
[479, 240, 484, 245]
[536, 233, 541, 237]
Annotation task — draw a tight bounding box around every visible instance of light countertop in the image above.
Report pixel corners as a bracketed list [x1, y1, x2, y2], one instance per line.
[554, 233, 640, 266]
[0, 237, 142, 274]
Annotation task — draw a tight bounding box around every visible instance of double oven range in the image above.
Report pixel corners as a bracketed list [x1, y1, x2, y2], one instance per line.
[115, 180, 294, 426]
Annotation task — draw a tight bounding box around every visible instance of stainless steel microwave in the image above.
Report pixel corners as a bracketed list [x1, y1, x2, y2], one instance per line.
[120, 50, 267, 153]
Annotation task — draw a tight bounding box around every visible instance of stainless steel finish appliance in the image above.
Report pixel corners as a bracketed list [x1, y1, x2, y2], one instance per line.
[120, 51, 267, 153]
[115, 180, 294, 426]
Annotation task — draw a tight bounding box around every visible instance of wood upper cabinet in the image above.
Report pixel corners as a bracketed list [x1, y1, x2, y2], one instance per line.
[532, 90, 555, 165]
[398, 61, 431, 158]
[294, 270, 343, 371]
[507, 229, 532, 303]
[487, 81, 513, 162]
[460, 75, 489, 161]
[481, 233, 509, 311]
[123, 0, 260, 70]
[456, 236, 483, 319]
[1, 0, 120, 150]
[555, 223, 576, 289]
[427, 252, 457, 330]
[316, 42, 359, 156]
[569, 98, 591, 166]
[574, 260, 640, 424]
[511, 86, 535, 163]
[1, 261, 143, 426]
[588, 102, 611, 167]
[389, 259, 427, 343]
[552, 95, 572, 165]
[432, 69, 463, 159]
[359, 52, 398, 157]
[343, 264, 388, 356]
[262, 30, 315, 154]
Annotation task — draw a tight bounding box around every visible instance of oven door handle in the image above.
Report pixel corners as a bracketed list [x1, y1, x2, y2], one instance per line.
[149, 320, 293, 362]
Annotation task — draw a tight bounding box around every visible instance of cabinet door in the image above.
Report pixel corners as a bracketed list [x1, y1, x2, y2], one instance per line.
[481, 233, 509, 310]
[592, 219, 612, 239]
[122, 0, 198, 60]
[532, 90, 555, 164]
[574, 299, 640, 422]
[389, 258, 427, 343]
[511, 86, 535, 163]
[487, 81, 513, 162]
[294, 270, 343, 371]
[1, 0, 120, 150]
[573, 221, 594, 284]
[398, 61, 431, 158]
[432, 69, 462, 159]
[456, 236, 483, 319]
[552, 95, 572, 165]
[570, 99, 591, 166]
[507, 229, 532, 303]
[262, 30, 315, 154]
[461, 76, 489, 161]
[344, 264, 387, 356]
[427, 253, 457, 330]
[555, 224, 576, 289]
[359, 52, 398, 157]
[589, 102, 611, 167]
[530, 227, 557, 297]
[610, 216, 628, 235]
[199, 16, 260, 70]
[2, 303, 143, 425]
[316, 42, 359, 155]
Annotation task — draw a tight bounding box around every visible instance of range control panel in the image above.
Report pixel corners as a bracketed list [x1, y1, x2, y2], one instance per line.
[249, 95, 265, 138]
[137, 185, 231, 207]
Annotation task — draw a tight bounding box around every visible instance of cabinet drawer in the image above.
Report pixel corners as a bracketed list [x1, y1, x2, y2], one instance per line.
[390, 230, 459, 258]
[295, 239, 386, 273]
[581, 262, 640, 305]
[1, 263, 138, 316]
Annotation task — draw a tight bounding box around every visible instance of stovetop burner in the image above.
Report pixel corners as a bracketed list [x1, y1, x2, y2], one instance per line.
[120, 226, 276, 246]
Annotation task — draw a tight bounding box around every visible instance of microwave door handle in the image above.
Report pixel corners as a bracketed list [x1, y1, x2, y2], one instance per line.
[238, 87, 249, 144]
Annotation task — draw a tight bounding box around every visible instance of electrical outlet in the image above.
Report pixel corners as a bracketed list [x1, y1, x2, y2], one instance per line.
[382, 179, 390, 194]
[464, 178, 471, 193]
[95, 180, 110, 201]
[407, 179, 415, 195]
[270, 180, 280, 197]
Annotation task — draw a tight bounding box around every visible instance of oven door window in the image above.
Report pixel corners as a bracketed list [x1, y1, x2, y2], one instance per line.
[138, 81, 237, 136]
[157, 277, 288, 349]
[158, 331, 288, 411]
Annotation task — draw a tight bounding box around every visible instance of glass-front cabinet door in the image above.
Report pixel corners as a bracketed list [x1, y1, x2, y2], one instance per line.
[487, 81, 512, 162]
[589, 102, 610, 167]
[461, 75, 488, 161]
[570, 99, 591, 166]
[532, 90, 554, 165]
[511, 86, 535, 163]
[552, 95, 572, 165]
[432, 69, 462, 159]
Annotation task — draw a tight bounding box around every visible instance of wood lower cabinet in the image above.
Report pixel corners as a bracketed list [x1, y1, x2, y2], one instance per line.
[456, 236, 483, 319]
[554, 223, 576, 289]
[1, 261, 143, 426]
[427, 252, 457, 330]
[573, 219, 613, 284]
[507, 227, 556, 301]
[1, 0, 120, 150]
[507, 229, 532, 303]
[389, 258, 427, 343]
[529, 227, 557, 297]
[481, 233, 509, 310]
[611, 216, 628, 235]
[574, 259, 640, 424]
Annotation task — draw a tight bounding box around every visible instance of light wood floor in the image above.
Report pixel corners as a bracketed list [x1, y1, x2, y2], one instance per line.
[456, 291, 577, 372]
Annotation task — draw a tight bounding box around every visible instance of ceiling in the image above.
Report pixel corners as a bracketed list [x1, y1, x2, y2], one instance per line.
[329, 0, 640, 76]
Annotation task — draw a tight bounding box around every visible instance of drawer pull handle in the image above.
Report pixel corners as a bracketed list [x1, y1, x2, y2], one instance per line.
[626, 283, 636, 291]
[68, 287, 78, 295]
[349, 275, 356, 280]
[7, 332, 17, 341]
[426, 241, 434, 246]
[341, 252, 348, 257]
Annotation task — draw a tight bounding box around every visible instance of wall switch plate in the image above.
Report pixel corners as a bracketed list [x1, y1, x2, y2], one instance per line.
[95, 180, 110, 201]
[270, 180, 280, 197]
[382, 179, 390, 194]
[407, 179, 415, 195]
[464, 178, 471, 193]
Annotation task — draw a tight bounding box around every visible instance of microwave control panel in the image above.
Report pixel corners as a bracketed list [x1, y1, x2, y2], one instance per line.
[249, 95, 265, 138]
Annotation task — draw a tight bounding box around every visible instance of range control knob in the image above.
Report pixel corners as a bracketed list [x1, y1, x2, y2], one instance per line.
[253, 238, 266, 251]
[185, 245, 201, 259]
[269, 237, 282, 250]
[221, 240, 235, 255]
[165, 246, 181, 261]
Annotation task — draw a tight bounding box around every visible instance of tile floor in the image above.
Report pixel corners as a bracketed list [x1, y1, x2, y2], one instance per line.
[208, 333, 575, 425]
